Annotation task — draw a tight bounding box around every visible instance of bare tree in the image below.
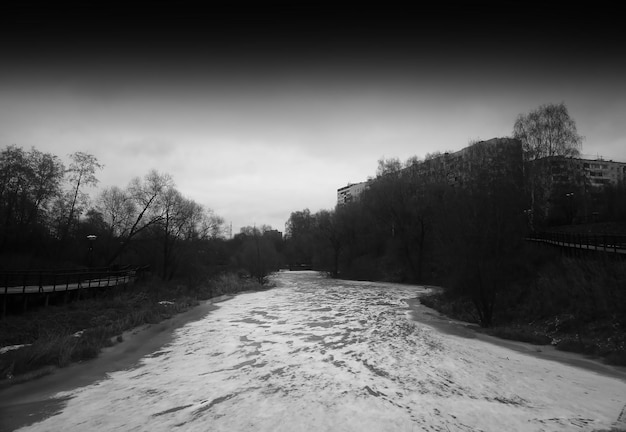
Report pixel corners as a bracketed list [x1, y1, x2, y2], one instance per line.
[514, 103, 584, 227]
[98, 186, 136, 238]
[106, 170, 173, 265]
[375, 157, 402, 178]
[61, 151, 103, 241]
[156, 186, 202, 279]
[25, 148, 65, 227]
[513, 102, 583, 161]
[199, 209, 225, 240]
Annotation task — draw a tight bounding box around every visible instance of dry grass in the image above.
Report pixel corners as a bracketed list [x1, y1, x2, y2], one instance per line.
[0, 272, 264, 381]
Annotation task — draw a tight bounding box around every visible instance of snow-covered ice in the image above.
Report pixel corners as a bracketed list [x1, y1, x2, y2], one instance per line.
[17, 271, 626, 431]
[0, 345, 30, 355]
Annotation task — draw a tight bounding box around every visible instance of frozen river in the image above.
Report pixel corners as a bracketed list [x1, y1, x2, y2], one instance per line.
[13, 271, 626, 431]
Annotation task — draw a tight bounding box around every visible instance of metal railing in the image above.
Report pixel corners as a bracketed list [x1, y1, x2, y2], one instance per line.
[526, 231, 626, 255]
[0, 266, 144, 318]
[0, 266, 140, 294]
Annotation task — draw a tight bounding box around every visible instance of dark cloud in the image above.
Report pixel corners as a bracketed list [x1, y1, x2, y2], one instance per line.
[1, 1, 624, 232]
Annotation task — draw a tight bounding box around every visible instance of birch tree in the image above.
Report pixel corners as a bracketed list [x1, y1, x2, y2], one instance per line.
[513, 102, 583, 161]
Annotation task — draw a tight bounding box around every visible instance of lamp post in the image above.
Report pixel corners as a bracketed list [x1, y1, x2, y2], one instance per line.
[565, 192, 574, 224]
[524, 209, 534, 233]
[87, 234, 97, 268]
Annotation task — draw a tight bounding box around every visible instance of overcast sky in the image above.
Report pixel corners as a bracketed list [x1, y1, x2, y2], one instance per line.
[1, 3, 625, 234]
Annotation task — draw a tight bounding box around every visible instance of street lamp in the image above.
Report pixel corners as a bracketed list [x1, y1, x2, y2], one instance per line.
[524, 209, 534, 233]
[87, 234, 97, 267]
[565, 193, 575, 224]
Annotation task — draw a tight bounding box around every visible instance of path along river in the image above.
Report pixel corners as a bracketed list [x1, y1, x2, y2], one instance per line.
[7, 271, 626, 431]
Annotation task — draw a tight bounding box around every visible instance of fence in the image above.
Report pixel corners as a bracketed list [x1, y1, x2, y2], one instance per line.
[1, 266, 144, 318]
[526, 231, 626, 256]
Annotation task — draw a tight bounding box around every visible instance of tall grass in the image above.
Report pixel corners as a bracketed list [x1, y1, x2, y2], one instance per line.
[0, 272, 266, 382]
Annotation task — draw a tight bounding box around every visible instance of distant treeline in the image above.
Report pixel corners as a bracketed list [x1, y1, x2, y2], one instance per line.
[0, 144, 284, 285]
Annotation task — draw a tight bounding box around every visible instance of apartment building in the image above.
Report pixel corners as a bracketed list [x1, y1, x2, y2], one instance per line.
[336, 138, 522, 205]
[543, 156, 626, 188]
[336, 138, 624, 213]
[337, 181, 370, 205]
[411, 137, 523, 187]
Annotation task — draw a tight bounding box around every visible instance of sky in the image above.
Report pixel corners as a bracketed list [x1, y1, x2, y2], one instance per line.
[1, 3, 625, 235]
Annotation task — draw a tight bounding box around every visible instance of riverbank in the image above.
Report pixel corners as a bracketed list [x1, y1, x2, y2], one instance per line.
[0, 273, 267, 382]
[0, 273, 269, 431]
[8, 271, 626, 432]
[406, 295, 626, 382]
[0, 295, 231, 432]
[3, 275, 626, 431]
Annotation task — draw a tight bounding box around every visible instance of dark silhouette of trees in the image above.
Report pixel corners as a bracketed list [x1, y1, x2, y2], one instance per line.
[434, 141, 526, 326]
[157, 186, 190, 280]
[233, 226, 282, 283]
[98, 186, 135, 239]
[314, 209, 346, 277]
[105, 170, 173, 265]
[198, 209, 226, 240]
[151, 186, 218, 280]
[284, 209, 316, 269]
[282, 139, 528, 327]
[0, 144, 239, 285]
[0, 145, 64, 255]
[364, 157, 434, 282]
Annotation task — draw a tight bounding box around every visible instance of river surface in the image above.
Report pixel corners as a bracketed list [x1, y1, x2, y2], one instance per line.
[11, 271, 626, 431]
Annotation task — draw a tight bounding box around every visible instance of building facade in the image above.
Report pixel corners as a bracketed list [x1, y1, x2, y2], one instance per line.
[540, 156, 626, 188]
[337, 181, 370, 205]
[336, 138, 625, 225]
[410, 137, 523, 188]
[336, 138, 523, 205]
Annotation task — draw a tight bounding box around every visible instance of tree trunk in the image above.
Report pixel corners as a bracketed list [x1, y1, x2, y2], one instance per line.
[62, 177, 82, 243]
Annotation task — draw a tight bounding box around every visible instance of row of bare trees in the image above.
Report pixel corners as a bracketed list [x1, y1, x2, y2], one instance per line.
[96, 170, 225, 279]
[0, 145, 226, 280]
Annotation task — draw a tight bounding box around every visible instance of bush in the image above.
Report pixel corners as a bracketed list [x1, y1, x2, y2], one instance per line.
[555, 339, 593, 355]
[419, 292, 479, 324]
[605, 350, 626, 366]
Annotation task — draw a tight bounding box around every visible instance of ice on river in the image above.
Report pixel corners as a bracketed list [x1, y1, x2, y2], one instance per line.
[18, 271, 626, 431]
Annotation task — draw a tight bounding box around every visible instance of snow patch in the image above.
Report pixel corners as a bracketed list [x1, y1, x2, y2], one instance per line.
[0, 344, 30, 355]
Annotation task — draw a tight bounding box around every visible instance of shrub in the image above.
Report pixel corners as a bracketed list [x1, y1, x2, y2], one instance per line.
[605, 350, 626, 366]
